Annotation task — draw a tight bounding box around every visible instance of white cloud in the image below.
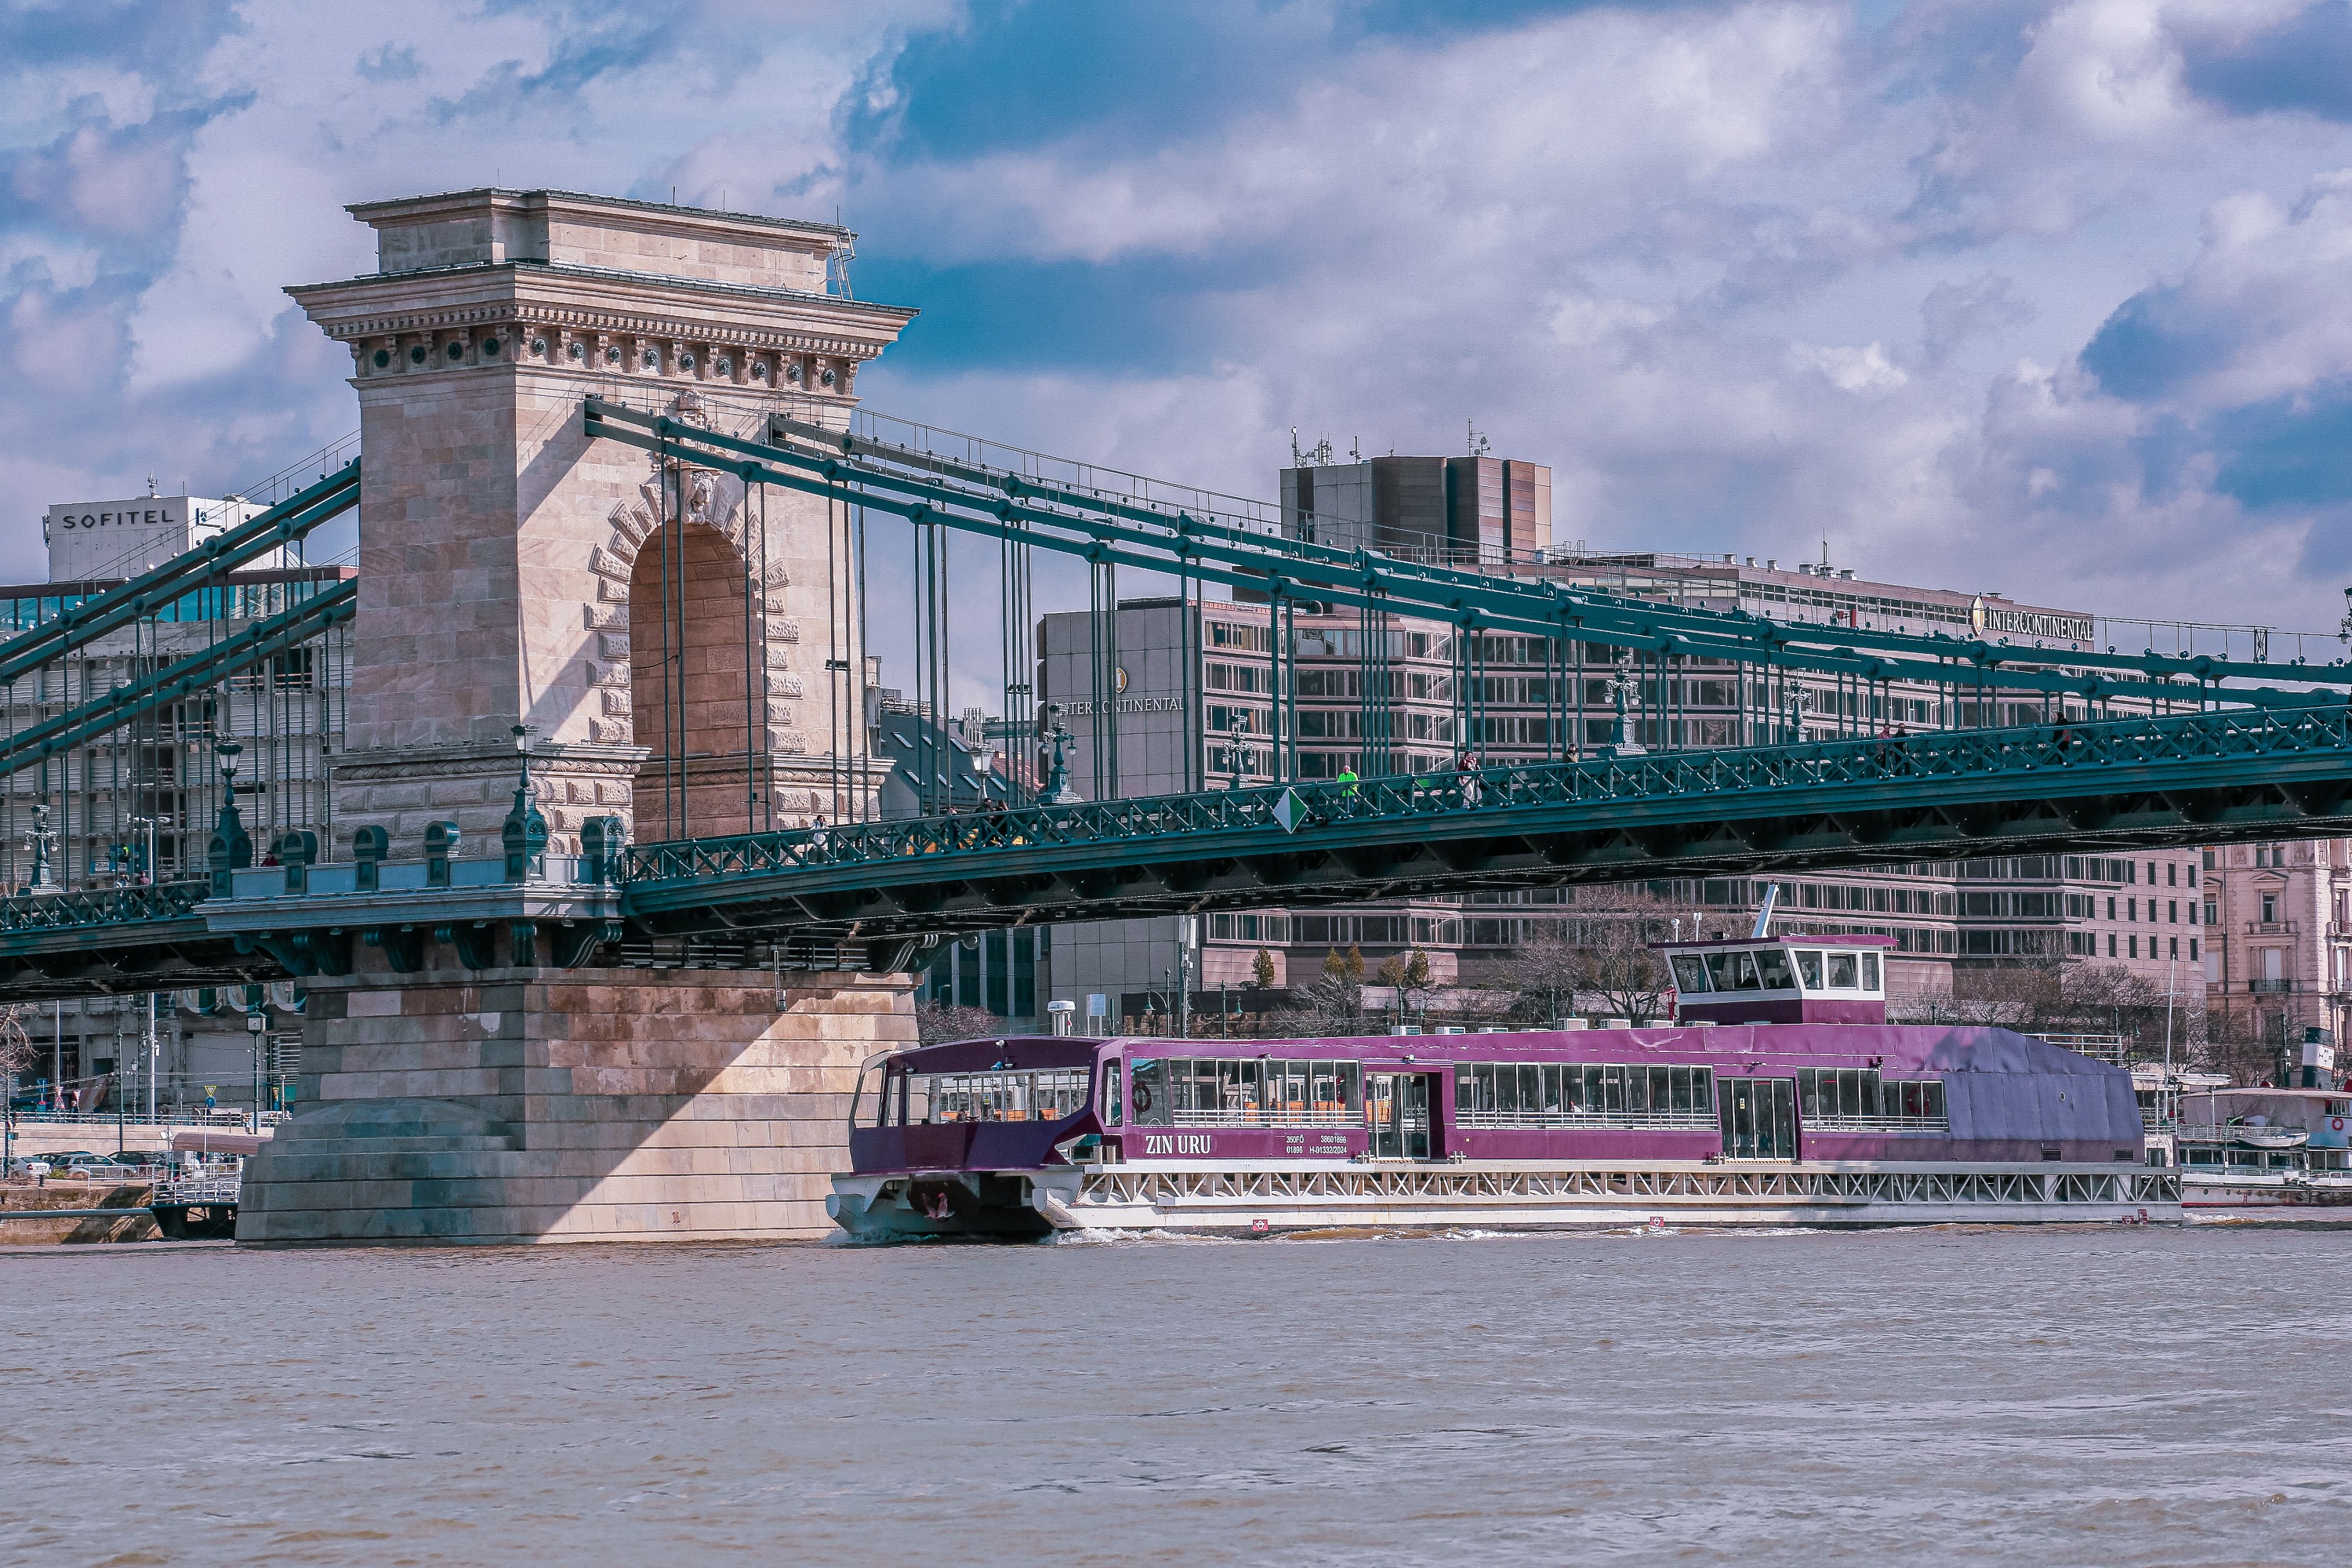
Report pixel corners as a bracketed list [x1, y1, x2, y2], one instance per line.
[9, 0, 2352, 642]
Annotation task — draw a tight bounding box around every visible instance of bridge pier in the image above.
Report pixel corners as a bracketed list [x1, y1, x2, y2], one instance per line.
[240, 956, 911, 1244]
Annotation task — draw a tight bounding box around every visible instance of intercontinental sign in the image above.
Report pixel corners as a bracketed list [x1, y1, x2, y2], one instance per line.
[1969, 596, 2093, 644]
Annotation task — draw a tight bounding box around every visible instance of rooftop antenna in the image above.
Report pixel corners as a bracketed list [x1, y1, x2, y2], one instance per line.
[1820, 537, 1831, 571]
[1467, 419, 1491, 458]
[1350, 436, 1362, 462]
[145, 473, 157, 497]
[1290, 426, 1304, 466]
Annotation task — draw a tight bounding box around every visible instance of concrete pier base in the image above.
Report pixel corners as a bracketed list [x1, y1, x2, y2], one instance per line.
[238, 962, 913, 1244]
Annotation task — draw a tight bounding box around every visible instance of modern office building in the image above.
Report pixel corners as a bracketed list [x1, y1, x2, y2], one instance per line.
[1281, 454, 1552, 566]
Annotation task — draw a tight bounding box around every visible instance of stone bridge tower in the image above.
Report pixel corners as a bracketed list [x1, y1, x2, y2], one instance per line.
[237, 191, 919, 1244]
[287, 187, 912, 848]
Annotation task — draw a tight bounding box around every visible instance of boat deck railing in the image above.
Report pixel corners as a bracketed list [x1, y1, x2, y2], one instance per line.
[1805, 1115, 1955, 1134]
[1454, 1110, 1719, 1131]
[2173, 1124, 2310, 1145]
[153, 1174, 240, 1205]
[2035, 1034, 2132, 1063]
[1170, 1109, 1359, 1129]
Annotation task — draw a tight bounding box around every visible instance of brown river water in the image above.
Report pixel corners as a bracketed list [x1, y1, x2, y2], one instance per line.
[2, 1225, 2347, 1567]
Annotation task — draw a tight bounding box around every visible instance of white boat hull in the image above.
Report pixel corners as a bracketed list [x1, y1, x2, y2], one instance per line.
[2182, 1171, 2352, 1218]
[1022, 1160, 2181, 1234]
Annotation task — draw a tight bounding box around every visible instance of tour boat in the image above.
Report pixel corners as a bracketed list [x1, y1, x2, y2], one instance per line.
[829, 933, 2180, 1238]
[2172, 1087, 2352, 1218]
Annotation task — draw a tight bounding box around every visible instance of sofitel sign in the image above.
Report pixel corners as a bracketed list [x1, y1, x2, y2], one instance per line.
[42, 494, 244, 582]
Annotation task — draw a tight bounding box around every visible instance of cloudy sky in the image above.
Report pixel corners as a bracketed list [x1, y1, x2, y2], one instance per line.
[9, 0, 2352, 648]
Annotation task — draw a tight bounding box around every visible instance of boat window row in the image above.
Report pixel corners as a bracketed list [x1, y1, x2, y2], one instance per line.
[1127, 1057, 1362, 1127]
[1454, 1062, 1719, 1130]
[1795, 1068, 1947, 1131]
[1668, 947, 1882, 996]
[867, 1068, 1092, 1127]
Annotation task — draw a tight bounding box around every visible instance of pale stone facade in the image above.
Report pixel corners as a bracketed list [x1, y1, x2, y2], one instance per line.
[240, 956, 913, 1242]
[2201, 838, 2352, 1050]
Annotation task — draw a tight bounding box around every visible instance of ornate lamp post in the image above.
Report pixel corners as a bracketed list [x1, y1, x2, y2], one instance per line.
[1039, 704, 1082, 804]
[1599, 655, 1645, 758]
[23, 802, 56, 895]
[208, 741, 252, 897]
[502, 724, 548, 882]
[245, 1008, 267, 1134]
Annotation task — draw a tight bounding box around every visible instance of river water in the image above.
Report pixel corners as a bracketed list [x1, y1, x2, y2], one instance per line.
[2, 1226, 2347, 1567]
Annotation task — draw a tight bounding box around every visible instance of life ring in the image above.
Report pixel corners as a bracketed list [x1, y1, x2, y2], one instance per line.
[1131, 1083, 1154, 1115]
[2333, 1116, 2346, 1133]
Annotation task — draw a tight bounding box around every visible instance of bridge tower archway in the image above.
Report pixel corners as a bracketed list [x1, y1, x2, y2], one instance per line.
[626, 505, 761, 842]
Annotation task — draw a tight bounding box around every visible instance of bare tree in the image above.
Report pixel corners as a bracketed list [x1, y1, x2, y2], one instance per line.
[1493, 884, 1681, 1025]
[916, 1002, 1003, 1044]
[0, 1006, 31, 1091]
[1926, 961, 2209, 1065]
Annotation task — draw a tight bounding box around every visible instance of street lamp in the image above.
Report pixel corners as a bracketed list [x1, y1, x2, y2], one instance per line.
[1599, 655, 1645, 758]
[245, 1009, 267, 1134]
[1039, 705, 1082, 804]
[24, 801, 56, 894]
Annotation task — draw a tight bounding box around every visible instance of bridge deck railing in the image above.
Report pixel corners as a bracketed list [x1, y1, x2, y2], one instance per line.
[622, 704, 2352, 884]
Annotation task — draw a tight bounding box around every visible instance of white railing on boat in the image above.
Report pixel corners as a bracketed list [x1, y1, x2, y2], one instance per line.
[1168, 1109, 1360, 1129]
[1454, 1111, 1718, 1131]
[2034, 1034, 2131, 1064]
[153, 1174, 240, 1205]
[2172, 1124, 2309, 1145]
[1804, 1115, 1952, 1133]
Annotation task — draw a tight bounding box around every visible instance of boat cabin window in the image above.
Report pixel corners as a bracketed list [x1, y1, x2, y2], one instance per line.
[1126, 1056, 1362, 1127]
[1099, 1058, 1123, 1127]
[1795, 1067, 1946, 1128]
[1784, 949, 1882, 993]
[1454, 1062, 1716, 1128]
[884, 1067, 1091, 1127]
[1671, 947, 1802, 995]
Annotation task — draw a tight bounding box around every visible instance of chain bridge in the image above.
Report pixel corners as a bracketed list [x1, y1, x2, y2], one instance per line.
[5, 186, 2347, 1243]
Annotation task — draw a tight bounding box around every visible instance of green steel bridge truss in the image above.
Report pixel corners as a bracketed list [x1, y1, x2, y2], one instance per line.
[583, 397, 2351, 709]
[3, 407, 2350, 1000]
[2, 704, 2347, 1001]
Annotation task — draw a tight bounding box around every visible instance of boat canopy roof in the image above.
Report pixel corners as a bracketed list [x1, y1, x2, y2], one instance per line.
[882, 1023, 2125, 1083]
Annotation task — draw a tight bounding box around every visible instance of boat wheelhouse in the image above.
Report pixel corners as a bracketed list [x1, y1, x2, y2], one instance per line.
[1660, 934, 1893, 1026]
[829, 937, 2177, 1238]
